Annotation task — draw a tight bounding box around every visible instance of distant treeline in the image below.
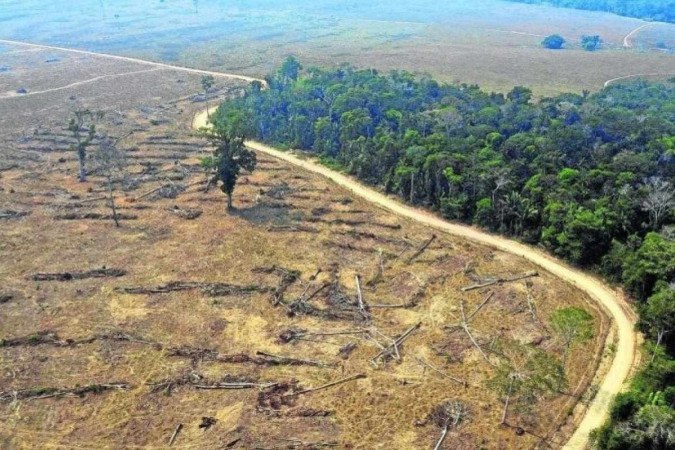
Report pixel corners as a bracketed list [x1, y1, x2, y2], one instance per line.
[215, 59, 675, 448]
[506, 0, 675, 23]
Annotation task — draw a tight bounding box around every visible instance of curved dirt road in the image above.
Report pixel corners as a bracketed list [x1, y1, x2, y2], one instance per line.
[623, 23, 653, 48]
[0, 37, 637, 449]
[194, 109, 637, 449]
[604, 72, 675, 87]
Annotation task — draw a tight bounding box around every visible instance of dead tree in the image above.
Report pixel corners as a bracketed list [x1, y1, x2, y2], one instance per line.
[93, 135, 128, 227]
[68, 109, 103, 182]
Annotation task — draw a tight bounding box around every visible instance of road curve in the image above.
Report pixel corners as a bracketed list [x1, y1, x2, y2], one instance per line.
[604, 72, 675, 88]
[623, 23, 653, 48]
[0, 37, 637, 449]
[0, 39, 262, 85]
[194, 109, 637, 449]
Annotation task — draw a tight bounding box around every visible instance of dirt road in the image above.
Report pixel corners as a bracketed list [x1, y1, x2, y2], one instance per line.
[0, 39, 261, 85]
[0, 36, 638, 449]
[623, 23, 653, 48]
[604, 72, 675, 87]
[194, 109, 638, 449]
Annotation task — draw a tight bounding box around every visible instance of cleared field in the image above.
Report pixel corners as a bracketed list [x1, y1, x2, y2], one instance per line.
[1, 0, 674, 96]
[0, 54, 611, 448]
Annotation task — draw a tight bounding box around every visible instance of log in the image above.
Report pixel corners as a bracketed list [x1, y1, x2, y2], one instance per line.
[136, 184, 171, 201]
[434, 423, 449, 450]
[466, 291, 494, 322]
[406, 234, 437, 263]
[193, 382, 276, 390]
[168, 423, 183, 446]
[355, 275, 370, 320]
[460, 271, 538, 292]
[284, 374, 366, 397]
[371, 322, 422, 363]
[255, 351, 335, 368]
[413, 356, 466, 386]
[460, 301, 494, 366]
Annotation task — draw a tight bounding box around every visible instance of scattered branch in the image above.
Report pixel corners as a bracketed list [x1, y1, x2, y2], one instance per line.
[460, 271, 538, 292]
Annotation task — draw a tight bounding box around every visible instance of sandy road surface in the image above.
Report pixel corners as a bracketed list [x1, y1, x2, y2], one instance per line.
[0, 37, 638, 449]
[194, 108, 638, 450]
[604, 72, 675, 87]
[0, 39, 261, 84]
[623, 23, 654, 48]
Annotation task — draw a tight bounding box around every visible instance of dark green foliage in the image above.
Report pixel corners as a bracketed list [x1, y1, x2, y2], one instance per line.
[542, 34, 566, 49]
[581, 35, 602, 51]
[203, 104, 257, 211]
[506, 0, 675, 23]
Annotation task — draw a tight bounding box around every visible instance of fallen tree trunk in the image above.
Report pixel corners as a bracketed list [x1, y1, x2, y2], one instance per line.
[406, 234, 437, 263]
[371, 322, 422, 364]
[118, 281, 269, 297]
[0, 383, 130, 402]
[284, 374, 366, 398]
[460, 271, 538, 292]
[30, 268, 126, 282]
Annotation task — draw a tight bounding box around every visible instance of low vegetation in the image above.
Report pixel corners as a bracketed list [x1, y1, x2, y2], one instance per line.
[542, 34, 566, 49]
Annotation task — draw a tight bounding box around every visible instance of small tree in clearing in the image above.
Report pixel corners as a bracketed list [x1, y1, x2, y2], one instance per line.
[581, 35, 602, 51]
[68, 109, 103, 182]
[550, 307, 594, 367]
[93, 135, 127, 227]
[542, 34, 566, 49]
[202, 106, 256, 211]
[488, 343, 566, 426]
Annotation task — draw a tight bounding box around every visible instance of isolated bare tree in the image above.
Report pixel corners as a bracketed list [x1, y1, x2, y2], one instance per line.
[68, 109, 103, 182]
[642, 177, 674, 230]
[93, 135, 128, 227]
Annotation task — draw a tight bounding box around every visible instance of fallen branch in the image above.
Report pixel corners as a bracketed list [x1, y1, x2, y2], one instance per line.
[168, 423, 183, 446]
[460, 301, 494, 366]
[355, 275, 370, 320]
[255, 351, 335, 368]
[193, 381, 276, 390]
[466, 291, 494, 322]
[413, 356, 466, 386]
[406, 234, 437, 263]
[118, 281, 269, 297]
[371, 322, 422, 364]
[460, 271, 538, 292]
[30, 268, 126, 282]
[0, 383, 130, 402]
[524, 281, 540, 323]
[284, 374, 366, 397]
[136, 183, 172, 201]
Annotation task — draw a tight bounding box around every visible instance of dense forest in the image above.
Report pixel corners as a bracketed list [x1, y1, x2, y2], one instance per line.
[214, 59, 675, 448]
[506, 0, 675, 23]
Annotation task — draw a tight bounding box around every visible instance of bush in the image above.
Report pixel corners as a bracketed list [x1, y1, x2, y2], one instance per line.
[542, 34, 566, 49]
[581, 35, 602, 51]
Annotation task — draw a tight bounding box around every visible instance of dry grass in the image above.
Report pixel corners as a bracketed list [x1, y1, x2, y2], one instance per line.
[0, 52, 611, 449]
